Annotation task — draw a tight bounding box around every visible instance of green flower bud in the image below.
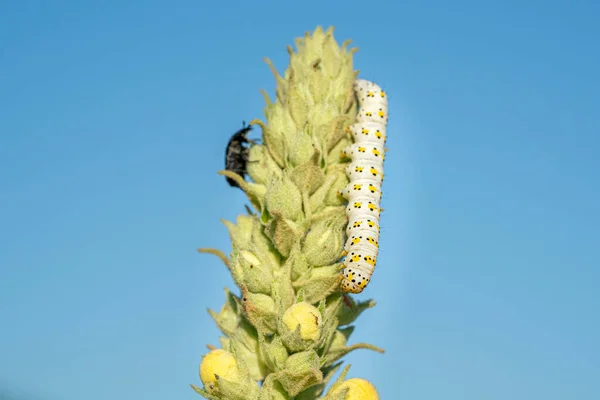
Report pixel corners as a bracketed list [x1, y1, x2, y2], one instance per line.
[262, 102, 296, 166]
[245, 181, 268, 211]
[293, 264, 341, 304]
[250, 218, 282, 271]
[228, 248, 246, 288]
[259, 335, 289, 372]
[311, 122, 333, 151]
[230, 326, 269, 381]
[286, 78, 311, 128]
[223, 215, 254, 250]
[288, 130, 317, 167]
[237, 249, 274, 295]
[320, 28, 342, 76]
[324, 171, 349, 206]
[280, 243, 307, 299]
[247, 144, 283, 186]
[288, 243, 309, 281]
[264, 217, 303, 258]
[306, 103, 342, 137]
[308, 174, 336, 211]
[208, 291, 269, 382]
[325, 117, 355, 153]
[217, 375, 260, 400]
[276, 350, 323, 397]
[242, 287, 278, 334]
[290, 163, 326, 197]
[223, 217, 282, 291]
[208, 288, 242, 336]
[308, 73, 330, 106]
[328, 328, 351, 353]
[265, 175, 303, 221]
[302, 213, 346, 266]
[326, 136, 352, 166]
[259, 375, 293, 400]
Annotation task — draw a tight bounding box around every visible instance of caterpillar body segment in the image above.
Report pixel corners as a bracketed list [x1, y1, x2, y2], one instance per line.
[345, 196, 381, 220]
[345, 161, 384, 183]
[357, 107, 388, 125]
[340, 78, 389, 294]
[339, 178, 383, 202]
[341, 229, 380, 256]
[345, 216, 380, 237]
[349, 121, 387, 146]
[353, 79, 387, 105]
[341, 143, 385, 164]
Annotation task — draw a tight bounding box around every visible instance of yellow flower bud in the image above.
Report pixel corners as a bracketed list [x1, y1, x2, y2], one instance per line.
[332, 378, 379, 400]
[199, 349, 242, 392]
[282, 302, 322, 341]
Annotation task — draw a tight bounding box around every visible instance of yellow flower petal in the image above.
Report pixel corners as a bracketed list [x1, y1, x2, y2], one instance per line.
[282, 302, 322, 341]
[199, 349, 241, 390]
[332, 378, 379, 400]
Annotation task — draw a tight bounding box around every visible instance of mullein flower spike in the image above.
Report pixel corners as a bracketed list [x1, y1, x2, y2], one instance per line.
[194, 26, 386, 399]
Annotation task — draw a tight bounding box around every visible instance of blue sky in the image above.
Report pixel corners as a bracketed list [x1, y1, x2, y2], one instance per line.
[1, 1, 598, 399]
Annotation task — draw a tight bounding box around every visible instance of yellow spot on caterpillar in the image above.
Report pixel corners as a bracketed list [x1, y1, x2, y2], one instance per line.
[364, 256, 376, 267]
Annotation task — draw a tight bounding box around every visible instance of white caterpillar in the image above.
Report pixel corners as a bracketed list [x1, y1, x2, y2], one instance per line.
[339, 79, 388, 294]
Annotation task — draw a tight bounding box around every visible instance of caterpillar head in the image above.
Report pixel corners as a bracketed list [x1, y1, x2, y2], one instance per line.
[341, 266, 370, 294]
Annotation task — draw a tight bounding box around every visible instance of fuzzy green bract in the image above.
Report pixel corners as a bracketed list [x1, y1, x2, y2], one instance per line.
[194, 26, 384, 400]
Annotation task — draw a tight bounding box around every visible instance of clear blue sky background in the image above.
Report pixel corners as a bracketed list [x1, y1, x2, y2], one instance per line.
[1, 1, 598, 399]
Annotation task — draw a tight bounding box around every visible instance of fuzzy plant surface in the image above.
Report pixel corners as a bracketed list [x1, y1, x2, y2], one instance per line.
[194, 26, 384, 400]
